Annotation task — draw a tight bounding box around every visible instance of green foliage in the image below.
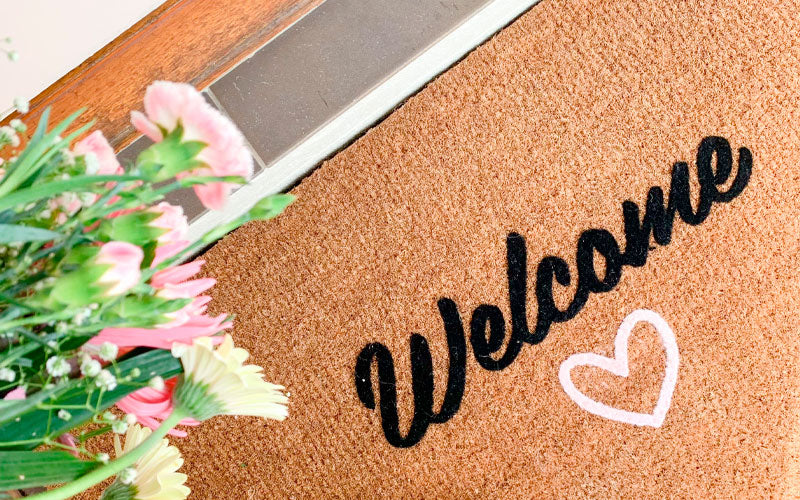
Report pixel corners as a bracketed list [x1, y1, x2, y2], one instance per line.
[249, 193, 296, 220]
[0, 450, 100, 489]
[50, 265, 108, 306]
[0, 99, 294, 497]
[137, 124, 205, 181]
[0, 349, 182, 452]
[97, 210, 163, 245]
[0, 174, 144, 212]
[0, 224, 62, 243]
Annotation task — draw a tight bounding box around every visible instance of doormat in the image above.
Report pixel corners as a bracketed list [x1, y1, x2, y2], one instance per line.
[179, 0, 800, 497]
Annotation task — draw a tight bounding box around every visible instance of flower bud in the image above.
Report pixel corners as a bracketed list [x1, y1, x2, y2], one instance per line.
[12, 97, 28, 114]
[94, 243, 143, 297]
[148, 376, 165, 391]
[9, 119, 25, 133]
[80, 358, 102, 378]
[112, 420, 129, 434]
[45, 356, 70, 377]
[0, 367, 16, 382]
[51, 242, 143, 306]
[95, 370, 118, 391]
[0, 126, 19, 147]
[98, 342, 119, 362]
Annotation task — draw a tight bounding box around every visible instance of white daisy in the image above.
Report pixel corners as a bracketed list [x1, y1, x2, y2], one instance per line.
[101, 423, 189, 500]
[173, 335, 288, 421]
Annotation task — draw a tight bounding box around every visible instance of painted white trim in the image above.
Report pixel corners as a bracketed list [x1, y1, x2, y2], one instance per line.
[188, 0, 541, 241]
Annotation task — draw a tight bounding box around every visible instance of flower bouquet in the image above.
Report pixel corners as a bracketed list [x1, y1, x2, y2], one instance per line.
[0, 81, 292, 499]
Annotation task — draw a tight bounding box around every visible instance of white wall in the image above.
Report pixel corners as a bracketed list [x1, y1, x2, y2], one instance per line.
[0, 1, 166, 113]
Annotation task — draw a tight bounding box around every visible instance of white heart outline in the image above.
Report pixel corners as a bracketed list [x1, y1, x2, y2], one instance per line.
[558, 309, 679, 427]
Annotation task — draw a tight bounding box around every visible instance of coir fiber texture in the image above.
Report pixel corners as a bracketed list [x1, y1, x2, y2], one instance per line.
[178, 0, 800, 497]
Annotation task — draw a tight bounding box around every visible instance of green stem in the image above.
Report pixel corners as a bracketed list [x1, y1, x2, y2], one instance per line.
[78, 425, 112, 444]
[27, 410, 184, 500]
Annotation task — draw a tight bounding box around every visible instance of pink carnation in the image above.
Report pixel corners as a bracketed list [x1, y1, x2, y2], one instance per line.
[102, 203, 189, 266]
[116, 377, 199, 437]
[95, 241, 143, 296]
[131, 81, 253, 210]
[73, 131, 122, 175]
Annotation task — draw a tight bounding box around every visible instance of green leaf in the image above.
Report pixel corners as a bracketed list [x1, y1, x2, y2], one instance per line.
[113, 295, 191, 321]
[196, 193, 295, 246]
[248, 193, 295, 220]
[0, 174, 144, 213]
[32, 108, 52, 142]
[0, 108, 85, 198]
[0, 450, 100, 489]
[0, 385, 68, 428]
[0, 224, 62, 244]
[178, 175, 247, 187]
[62, 244, 100, 266]
[0, 333, 60, 369]
[0, 349, 182, 450]
[0, 108, 50, 184]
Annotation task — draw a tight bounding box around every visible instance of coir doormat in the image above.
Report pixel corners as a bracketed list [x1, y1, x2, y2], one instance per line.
[180, 0, 800, 497]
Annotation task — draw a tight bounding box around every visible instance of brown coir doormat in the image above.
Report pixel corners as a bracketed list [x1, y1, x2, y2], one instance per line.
[181, 0, 800, 498]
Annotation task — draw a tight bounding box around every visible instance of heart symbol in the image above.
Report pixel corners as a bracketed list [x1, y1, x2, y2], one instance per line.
[558, 309, 679, 427]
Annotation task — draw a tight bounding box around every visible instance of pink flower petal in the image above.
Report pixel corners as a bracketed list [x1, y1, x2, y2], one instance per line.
[135, 81, 255, 210]
[150, 202, 188, 244]
[157, 278, 216, 300]
[95, 242, 144, 296]
[151, 260, 204, 287]
[117, 378, 199, 437]
[73, 131, 122, 175]
[192, 181, 230, 211]
[3, 387, 25, 400]
[152, 240, 190, 266]
[131, 111, 163, 142]
[90, 314, 231, 349]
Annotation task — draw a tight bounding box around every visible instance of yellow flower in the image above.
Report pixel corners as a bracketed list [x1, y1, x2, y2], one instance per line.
[109, 423, 190, 500]
[173, 334, 288, 421]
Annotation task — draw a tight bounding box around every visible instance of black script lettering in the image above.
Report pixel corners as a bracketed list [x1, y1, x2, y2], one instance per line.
[354, 136, 752, 447]
[576, 229, 623, 293]
[470, 233, 534, 370]
[354, 299, 467, 447]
